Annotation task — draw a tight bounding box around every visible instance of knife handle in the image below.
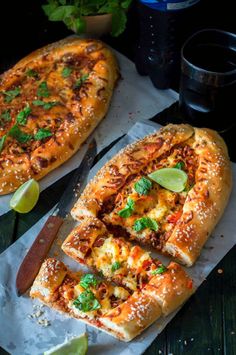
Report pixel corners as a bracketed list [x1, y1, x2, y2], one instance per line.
[16, 215, 63, 296]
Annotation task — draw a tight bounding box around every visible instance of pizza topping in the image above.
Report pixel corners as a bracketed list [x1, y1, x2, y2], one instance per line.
[73, 289, 101, 312]
[0, 135, 7, 153]
[0, 109, 11, 127]
[33, 100, 59, 110]
[118, 197, 135, 218]
[61, 67, 72, 78]
[111, 261, 121, 272]
[9, 125, 32, 143]
[174, 161, 185, 170]
[34, 128, 52, 141]
[26, 69, 39, 79]
[79, 274, 98, 289]
[134, 177, 152, 196]
[74, 73, 89, 89]
[16, 105, 32, 125]
[133, 217, 158, 232]
[151, 264, 167, 275]
[1, 87, 20, 103]
[166, 210, 182, 224]
[148, 168, 188, 193]
[37, 81, 50, 97]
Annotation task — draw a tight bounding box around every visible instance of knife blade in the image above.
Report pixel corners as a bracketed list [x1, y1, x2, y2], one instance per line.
[16, 139, 97, 296]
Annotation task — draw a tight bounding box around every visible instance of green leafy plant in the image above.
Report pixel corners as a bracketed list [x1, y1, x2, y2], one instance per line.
[42, 0, 133, 37]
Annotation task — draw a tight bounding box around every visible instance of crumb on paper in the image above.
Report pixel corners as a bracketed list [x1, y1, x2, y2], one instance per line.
[28, 304, 51, 327]
[37, 318, 51, 327]
[217, 269, 223, 274]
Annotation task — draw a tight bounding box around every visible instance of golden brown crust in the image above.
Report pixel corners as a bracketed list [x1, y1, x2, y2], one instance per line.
[30, 258, 194, 342]
[0, 37, 119, 195]
[71, 124, 194, 218]
[143, 262, 194, 315]
[163, 128, 232, 265]
[71, 124, 232, 266]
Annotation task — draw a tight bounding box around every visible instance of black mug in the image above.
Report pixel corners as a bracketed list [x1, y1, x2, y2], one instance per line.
[179, 29, 236, 132]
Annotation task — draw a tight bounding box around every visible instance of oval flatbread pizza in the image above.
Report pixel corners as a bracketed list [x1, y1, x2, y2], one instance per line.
[71, 124, 232, 266]
[0, 37, 119, 195]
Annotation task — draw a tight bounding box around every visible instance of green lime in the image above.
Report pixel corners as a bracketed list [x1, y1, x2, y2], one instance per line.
[148, 168, 188, 192]
[9, 178, 40, 213]
[44, 333, 88, 355]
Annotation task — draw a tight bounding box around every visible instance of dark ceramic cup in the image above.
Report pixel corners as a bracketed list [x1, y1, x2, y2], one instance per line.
[179, 29, 236, 132]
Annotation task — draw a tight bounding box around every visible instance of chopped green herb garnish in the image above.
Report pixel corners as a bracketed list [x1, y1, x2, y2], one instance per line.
[74, 73, 89, 89]
[33, 100, 59, 110]
[151, 265, 167, 275]
[8, 125, 32, 143]
[34, 128, 52, 141]
[111, 261, 121, 272]
[0, 109, 11, 126]
[134, 177, 152, 195]
[174, 161, 185, 170]
[1, 87, 20, 103]
[79, 274, 98, 290]
[26, 69, 39, 79]
[37, 81, 50, 97]
[133, 217, 158, 232]
[16, 105, 32, 125]
[73, 289, 101, 312]
[0, 135, 7, 153]
[62, 67, 72, 78]
[118, 197, 135, 218]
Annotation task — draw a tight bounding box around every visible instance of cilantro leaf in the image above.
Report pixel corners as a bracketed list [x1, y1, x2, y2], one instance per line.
[174, 161, 185, 170]
[74, 73, 89, 89]
[118, 197, 135, 218]
[0, 109, 11, 126]
[134, 177, 152, 195]
[79, 274, 98, 290]
[111, 261, 121, 272]
[1, 87, 20, 103]
[37, 81, 50, 98]
[151, 265, 167, 275]
[61, 67, 72, 78]
[33, 100, 59, 110]
[26, 69, 39, 79]
[133, 217, 158, 232]
[8, 125, 32, 144]
[73, 289, 101, 312]
[0, 135, 7, 153]
[16, 105, 32, 125]
[34, 128, 52, 141]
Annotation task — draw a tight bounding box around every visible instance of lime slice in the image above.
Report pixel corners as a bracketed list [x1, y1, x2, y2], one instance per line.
[9, 179, 40, 213]
[148, 168, 187, 192]
[44, 333, 88, 355]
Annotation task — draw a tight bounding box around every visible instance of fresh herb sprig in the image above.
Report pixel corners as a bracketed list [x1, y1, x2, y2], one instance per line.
[1, 87, 20, 103]
[79, 274, 98, 290]
[73, 289, 101, 312]
[134, 177, 152, 195]
[118, 197, 135, 218]
[133, 217, 158, 232]
[33, 100, 59, 110]
[111, 261, 121, 272]
[151, 264, 167, 275]
[42, 0, 133, 37]
[74, 73, 89, 89]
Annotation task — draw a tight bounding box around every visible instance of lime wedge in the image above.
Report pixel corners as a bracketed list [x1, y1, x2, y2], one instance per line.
[9, 179, 40, 213]
[44, 333, 88, 355]
[148, 168, 188, 192]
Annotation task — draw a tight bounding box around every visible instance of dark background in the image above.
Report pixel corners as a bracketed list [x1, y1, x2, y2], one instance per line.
[0, 0, 236, 71]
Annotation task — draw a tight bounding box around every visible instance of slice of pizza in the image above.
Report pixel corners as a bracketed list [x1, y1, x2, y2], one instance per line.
[0, 37, 119, 195]
[61, 217, 193, 299]
[71, 124, 232, 266]
[30, 258, 193, 341]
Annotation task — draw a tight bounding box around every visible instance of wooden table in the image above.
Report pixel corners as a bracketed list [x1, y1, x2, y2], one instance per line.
[0, 2, 235, 353]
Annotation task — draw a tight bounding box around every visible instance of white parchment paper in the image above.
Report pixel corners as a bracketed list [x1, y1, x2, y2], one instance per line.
[0, 49, 178, 216]
[0, 120, 235, 355]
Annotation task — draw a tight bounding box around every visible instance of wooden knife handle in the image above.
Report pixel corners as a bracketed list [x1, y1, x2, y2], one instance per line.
[16, 215, 63, 296]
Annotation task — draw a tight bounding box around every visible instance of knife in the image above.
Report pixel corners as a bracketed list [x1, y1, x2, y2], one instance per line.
[16, 139, 97, 296]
